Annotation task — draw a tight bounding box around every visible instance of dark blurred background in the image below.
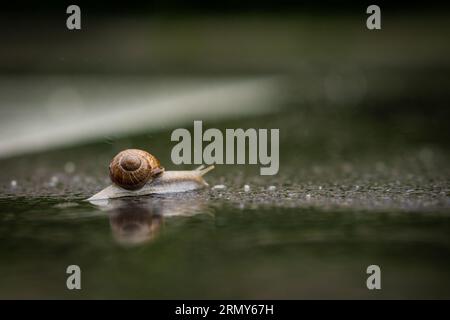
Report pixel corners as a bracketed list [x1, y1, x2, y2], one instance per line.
[1, 1, 449, 74]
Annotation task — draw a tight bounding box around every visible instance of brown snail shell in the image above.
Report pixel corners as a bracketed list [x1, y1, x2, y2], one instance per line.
[109, 149, 164, 190]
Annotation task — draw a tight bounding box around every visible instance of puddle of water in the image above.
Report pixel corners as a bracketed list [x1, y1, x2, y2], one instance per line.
[0, 194, 449, 299]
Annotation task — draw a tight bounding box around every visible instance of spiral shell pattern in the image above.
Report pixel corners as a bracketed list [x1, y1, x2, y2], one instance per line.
[109, 149, 164, 190]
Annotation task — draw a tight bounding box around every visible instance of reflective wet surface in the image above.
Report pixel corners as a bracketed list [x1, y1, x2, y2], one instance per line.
[1, 193, 450, 299]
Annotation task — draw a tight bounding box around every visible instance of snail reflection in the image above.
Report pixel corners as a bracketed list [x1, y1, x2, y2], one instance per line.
[109, 202, 163, 246]
[90, 196, 212, 246]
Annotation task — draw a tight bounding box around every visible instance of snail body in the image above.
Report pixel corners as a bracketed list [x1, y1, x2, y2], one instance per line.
[88, 166, 214, 201]
[87, 148, 214, 201]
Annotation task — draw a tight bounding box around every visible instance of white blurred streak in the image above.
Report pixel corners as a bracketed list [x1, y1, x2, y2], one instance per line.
[0, 76, 281, 158]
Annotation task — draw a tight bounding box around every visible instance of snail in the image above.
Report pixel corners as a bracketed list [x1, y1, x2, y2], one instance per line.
[87, 149, 214, 201]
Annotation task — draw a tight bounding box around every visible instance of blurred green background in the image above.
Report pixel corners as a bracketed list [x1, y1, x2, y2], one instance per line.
[0, 1, 449, 299]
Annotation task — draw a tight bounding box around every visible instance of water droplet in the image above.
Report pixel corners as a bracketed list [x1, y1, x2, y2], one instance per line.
[49, 176, 59, 187]
[64, 162, 76, 174]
